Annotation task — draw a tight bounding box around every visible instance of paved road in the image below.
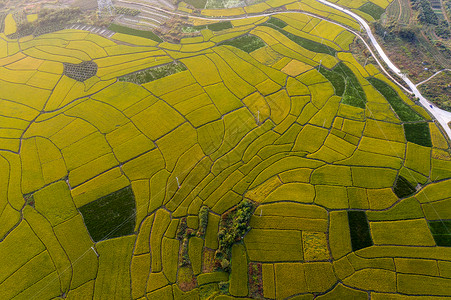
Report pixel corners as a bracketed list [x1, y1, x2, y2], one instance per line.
[317, 0, 451, 139]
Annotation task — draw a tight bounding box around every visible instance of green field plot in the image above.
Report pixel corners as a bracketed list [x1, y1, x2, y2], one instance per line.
[403, 122, 433, 147]
[358, 2, 385, 19]
[0, 10, 451, 300]
[108, 24, 162, 42]
[220, 34, 266, 53]
[348, 211, 373, 251]
[79, 186, 136, 242]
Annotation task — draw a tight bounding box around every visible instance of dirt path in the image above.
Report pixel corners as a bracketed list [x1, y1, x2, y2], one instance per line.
[416, 68, 451, 86]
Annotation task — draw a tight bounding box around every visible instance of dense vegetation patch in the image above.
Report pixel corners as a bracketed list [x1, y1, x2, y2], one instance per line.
[262, 17, 337, 55]
[348, 211, 373, 251]
[108, 23, 162, 42]
[319, 62, 366, 108]
[428, 220, 451, 246]
[119, 61, 187, 84]
[411, 0, 439, 25]
[79, 186, 136, 242]
[394, 175, 417, 198]
[358, 2, 385, 20]
[220, 34, 266, 53]
[403, 122, 432, 147]
[215, 199, 255, 270]
[63, 61, 98, 82]
[368, 77, 424, 122]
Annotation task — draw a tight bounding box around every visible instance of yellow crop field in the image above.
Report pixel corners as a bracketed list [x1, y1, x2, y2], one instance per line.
[0, 5, 449, 299]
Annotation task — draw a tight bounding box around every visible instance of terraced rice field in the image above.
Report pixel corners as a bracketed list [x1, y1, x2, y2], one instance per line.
[0, 0, 450, 299]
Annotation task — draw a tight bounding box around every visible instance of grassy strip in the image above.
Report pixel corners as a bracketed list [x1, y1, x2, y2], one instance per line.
[118, 61, 186, 84]
[358, 2, 385, 20]
[79, 186, 136, 242]
[220, 34, 266, 53]
[393, 175, 417, 198]
[262, 18, 337, 56]
[428, 220, 451, 246]
[368, 77, 423, 122]
[403, 122, 432, 147]
[108, 23, 162, 42]
[319, 62, 366, 108]
[347, 211, 373, 251]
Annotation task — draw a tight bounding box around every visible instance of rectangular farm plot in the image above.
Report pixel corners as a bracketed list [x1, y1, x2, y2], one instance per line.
[244, 228, 303, 261]
[370, 219, 436, 246]
[132, 100, 185, 140]
[78, 186, 136, 242]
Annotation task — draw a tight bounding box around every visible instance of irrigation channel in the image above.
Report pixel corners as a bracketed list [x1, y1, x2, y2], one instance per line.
[115, 0, 451, 139]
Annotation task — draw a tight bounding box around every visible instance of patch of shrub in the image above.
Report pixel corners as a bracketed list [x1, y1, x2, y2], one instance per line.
[215, 199, 255, 271]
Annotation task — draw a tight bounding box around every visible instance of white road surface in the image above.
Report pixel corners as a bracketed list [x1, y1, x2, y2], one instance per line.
[317, 0, 451, 139]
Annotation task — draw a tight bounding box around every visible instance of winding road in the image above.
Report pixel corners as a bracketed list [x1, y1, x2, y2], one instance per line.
[115, 0, 451, 139]
[317, 0, 451, 139]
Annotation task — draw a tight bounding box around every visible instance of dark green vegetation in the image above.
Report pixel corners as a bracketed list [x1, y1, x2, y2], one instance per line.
[320, 62, 366, 108]
[119, 62, 186, 84]
[358, 2, 385, 19]
[215, 199, 255, 270]
[79, 186, 136, 242]
[12, 8, 82, 38]
[198, 206, 209, 238]
[63, 61, 98, 82]
[108, 23, 162, 42]
[403, 122, 433, 147]
[318, 65, 346, 96]
[411, 0, 439, 25]
[348, 211, 373, 251]
[428, 220, 451, 246]
[263, 17, 337, 55]
[186, 21, 233, 33]
[220, 34, 266, 53]
[184, 0, 208, 9]
[207, 21, 233, 31]
[394, 175, 417, 198]
[368, 77, 424, 122]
